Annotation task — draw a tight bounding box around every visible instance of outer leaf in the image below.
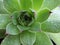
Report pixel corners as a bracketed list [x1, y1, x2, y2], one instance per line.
[20, 31, 36, 45]
[0, 0, 8, 14]
[20, 0, 32, 10]
[30, 22, 41, 32]
[41, 7, 60, 33]
[36, 8, 50, 23]
[34, 32, 53, 45]
[48, 33, 60, 45]
[0, 14, 11, 29]
[3, 0, 21, 13]
[6, 23, 20, 35]
[1, 35, 21, 45]
[41, 0, 60, 10]
[32, 0, 43, 11]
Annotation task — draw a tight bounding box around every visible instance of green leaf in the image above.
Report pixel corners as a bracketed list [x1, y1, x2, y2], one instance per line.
[20, 31, 36, 45]
[48, 33, 60, 45]
[0, 14, 11, 29]
[41, 8, 60, 33]
[36, 8, 50, 23]
[11, 11, 19, 25]
[20, 0, 32, 10]
[30, 22, 41, 32]
[41, 0, 60, 10]
[32, 0, 43, 11]
[0, 1, 8, 14]
[1, 35, 21, 45]
[6, 23, 20, 35]
[17, 25, 30, 32]
[34, 32, 53, 45]
[3, 0, 21, 13]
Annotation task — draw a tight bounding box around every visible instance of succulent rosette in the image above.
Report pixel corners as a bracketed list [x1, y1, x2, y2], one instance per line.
[0, 0, 60, 45]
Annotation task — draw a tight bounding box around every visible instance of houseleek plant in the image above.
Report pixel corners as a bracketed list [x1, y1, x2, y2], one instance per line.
[0, 0, 60, 45]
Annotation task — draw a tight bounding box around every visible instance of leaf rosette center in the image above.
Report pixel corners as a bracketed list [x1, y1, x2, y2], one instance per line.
[11, 10, 35, 26]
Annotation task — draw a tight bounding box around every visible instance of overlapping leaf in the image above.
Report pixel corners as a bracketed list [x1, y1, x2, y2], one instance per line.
[41, 7, 60, 33]
[0, 1, 8, 14]
[32, 0, 43, 11]
[48, 33, 60, 45]
[20, 31, 36, 45]
[36, 8, 50, 23]
[20, 0, 32, 10]
[1, 35, 21, 45]
[0, 14, 11, 29]
[30, 22, 41, 32]
[41, 0, 60, 10]
[6, 23, 20, 35]
[3, 0, 21, 13]
[17, 25, 30, 32]
[34, 32, 53, 45]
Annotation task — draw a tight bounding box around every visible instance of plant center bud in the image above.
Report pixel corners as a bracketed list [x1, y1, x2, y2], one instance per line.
[18, 10, 35, 26]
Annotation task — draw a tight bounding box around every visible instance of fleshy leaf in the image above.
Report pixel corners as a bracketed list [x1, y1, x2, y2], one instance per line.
[20, 31, 36, 45]
[41, 0, 60, 10]
[0, 14, 11, 29]
[20, 0, 32, 10]
[1, 35, 21, 45]
[30, 22, 41, 32]
[41, 7, 60, 33]
[6, 23, 20, 35]
[48, 33, 60, 45]
[34, 32, 53, 45]
[3, 0, 21, 13]
[0, 0, 9, 14]
[17, 25, 30, 32]
[32, 0, 43, 11]
[36, 8, 50, 23]
[11, 11, 19, 25]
